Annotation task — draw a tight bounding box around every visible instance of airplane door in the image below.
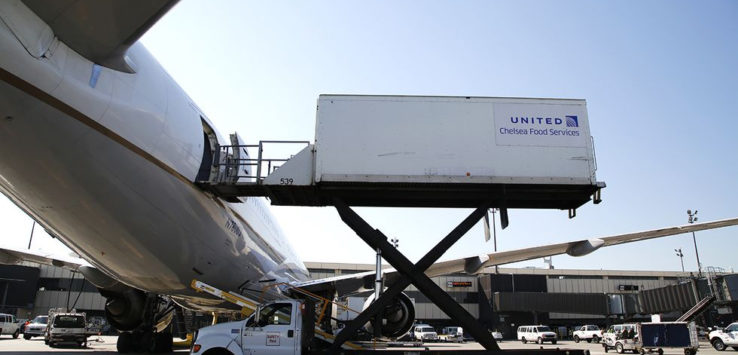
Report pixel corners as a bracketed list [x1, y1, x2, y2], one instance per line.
[242, 302, 297, 355]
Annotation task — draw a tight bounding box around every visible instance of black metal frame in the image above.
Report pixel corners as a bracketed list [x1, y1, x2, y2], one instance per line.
[329, 199, 499, 352]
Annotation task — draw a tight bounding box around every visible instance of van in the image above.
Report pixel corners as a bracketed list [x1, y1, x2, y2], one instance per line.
[411, 324, 438, 342]
[517, 325, 557, 344]
[0, 313, 20, 338]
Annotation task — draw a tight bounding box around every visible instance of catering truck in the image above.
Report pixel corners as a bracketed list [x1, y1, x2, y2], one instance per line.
[192, 299, 315, 355]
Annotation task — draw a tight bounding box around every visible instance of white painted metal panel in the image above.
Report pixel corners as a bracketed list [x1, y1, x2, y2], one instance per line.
[315, 95, 596, 185]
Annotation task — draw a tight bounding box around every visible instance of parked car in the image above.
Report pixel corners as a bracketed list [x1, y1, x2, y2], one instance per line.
[573, 324, 603, 343]
[708, 321, 738, 351]
[24, 315, 48, 340]
[517, 325, 557, 344]
[0, 313, 20, 338]
[17, 318, 28, 333]
[411, 324, 438, 342]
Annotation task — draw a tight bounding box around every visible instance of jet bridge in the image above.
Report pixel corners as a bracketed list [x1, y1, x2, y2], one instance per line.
[199, 95, 604, 213]
[197, 95, 605, 352]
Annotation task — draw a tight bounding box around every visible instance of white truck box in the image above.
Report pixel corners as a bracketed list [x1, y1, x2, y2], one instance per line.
[315, 95, 596, 186]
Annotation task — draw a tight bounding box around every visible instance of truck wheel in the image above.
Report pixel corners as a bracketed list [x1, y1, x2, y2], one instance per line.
[712, 338, 726, 351]
[731, 347, 738, 351]
[587, 338, 592, 343]
[574, 335, 580, 343]
[537, 337, 542, 344]
[605, 345, 609, 353]
[593, 335, 600, 343]
[616, 342, 624, 354]
[23, 334, 31, 340]
[657, 349, 663, 355]
[521, 337, 527, 344]
[12, 329, 19, 339]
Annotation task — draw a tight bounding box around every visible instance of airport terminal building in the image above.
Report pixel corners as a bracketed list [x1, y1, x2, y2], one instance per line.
[2, 261, 736, 338]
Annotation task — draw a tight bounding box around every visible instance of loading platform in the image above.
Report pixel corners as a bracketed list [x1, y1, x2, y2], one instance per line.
[198, 141, 603, 211]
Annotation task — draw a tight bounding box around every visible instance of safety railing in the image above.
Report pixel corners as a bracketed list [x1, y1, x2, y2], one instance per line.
[209, 140, 310, 184]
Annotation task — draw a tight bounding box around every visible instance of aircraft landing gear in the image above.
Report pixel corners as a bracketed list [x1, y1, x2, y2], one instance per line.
[117, 330, 173, 353]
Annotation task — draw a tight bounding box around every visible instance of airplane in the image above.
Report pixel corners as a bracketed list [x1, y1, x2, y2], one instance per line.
[1, 0, 737, 353]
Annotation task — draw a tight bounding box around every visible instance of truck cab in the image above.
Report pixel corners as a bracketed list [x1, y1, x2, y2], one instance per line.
[192, 299, 312, 355]
[0, 313, 20, 338]
[709, 322, 738, 351]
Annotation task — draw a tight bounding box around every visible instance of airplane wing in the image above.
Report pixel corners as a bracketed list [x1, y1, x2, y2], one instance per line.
[294, 217, 738, 294]
[21, 0, 179, 72]
[0, 246, 87, 270]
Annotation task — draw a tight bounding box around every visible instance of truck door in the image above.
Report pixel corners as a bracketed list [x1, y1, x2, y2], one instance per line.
[242, 302, 297, 355]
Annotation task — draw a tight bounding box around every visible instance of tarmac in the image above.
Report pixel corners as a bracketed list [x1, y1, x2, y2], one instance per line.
[0, 336, 724, 354]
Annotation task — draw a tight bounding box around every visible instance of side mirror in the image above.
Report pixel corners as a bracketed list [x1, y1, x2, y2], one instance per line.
[253, 306, 262, 327]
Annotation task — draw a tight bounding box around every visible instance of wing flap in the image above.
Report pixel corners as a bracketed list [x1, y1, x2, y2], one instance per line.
[0, 246, 85, 270]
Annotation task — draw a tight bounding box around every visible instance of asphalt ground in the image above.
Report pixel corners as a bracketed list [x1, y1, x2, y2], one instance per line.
[0, 336, 727, 354]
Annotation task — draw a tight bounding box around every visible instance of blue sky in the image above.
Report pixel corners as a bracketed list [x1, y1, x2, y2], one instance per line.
[2, 1, 737, 271]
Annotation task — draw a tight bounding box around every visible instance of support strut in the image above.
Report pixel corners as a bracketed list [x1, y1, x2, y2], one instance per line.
[329, 199, 499, 352]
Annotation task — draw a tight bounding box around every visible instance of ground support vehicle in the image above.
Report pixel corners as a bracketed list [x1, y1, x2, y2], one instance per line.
[0, 313, 20, 338]
[491, 330, 503, 342]
[708, 321, 738, 351]
[573, 324, 602, 343]
[603, 323, 638, 353]
[438, 326, 464, 343]
[44, 309, 88, 348]
[603, 322, 698, 355]
[23, 315, 48, 339]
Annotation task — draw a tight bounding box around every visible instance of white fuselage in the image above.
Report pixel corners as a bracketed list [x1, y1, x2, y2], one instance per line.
[0, 2, 308, 310]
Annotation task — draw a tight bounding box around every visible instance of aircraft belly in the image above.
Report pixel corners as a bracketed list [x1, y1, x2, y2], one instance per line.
[0, 78, 285, 302]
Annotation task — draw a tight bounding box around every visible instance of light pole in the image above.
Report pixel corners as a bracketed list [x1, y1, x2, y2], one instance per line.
[675, 248, 684, 272]
[687, 209, 702, 277]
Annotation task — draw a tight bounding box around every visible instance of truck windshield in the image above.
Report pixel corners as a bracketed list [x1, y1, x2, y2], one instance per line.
[536, 326, 552, 332]
[33, 316, 48, 324]
[53, 315, 85, 328]
[421, 327, 435, 333]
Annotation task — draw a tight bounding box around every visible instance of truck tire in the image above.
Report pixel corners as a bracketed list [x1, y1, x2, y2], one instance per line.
[203, 349, 233, 355]
[574, 335, 580, 343]
[616, 342, 624, 354]
[521, 337, 527, 344]
[593, 335, 600, 343]
[712, 338, 726, 351]
[537, 337, 542, 344]
[12, 329, 19, 339]
[23, 334, 31, 340]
